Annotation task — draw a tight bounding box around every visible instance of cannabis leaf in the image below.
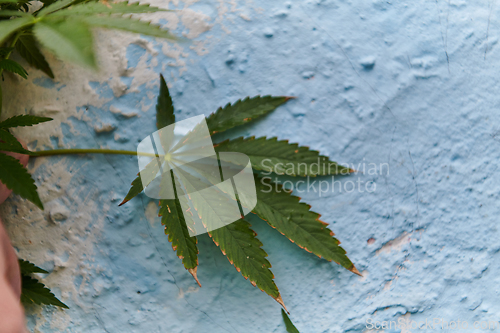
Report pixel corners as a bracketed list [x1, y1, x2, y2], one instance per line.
[0, 153, 43, 209]
[78, 16, 176, 40]
[215, 136, 354, 177]
[282, 309, 300, 333]
[19, 258, 67, 309]
[159, 198, 200, 285]
[118, 160, 156, 206]
[253, 178, 359, 274]
[16, 33, 54, 78]
[0, 15, 35, 45]
[121, 75, 357, 311]
[0, 142, 37, 155]
[206, 95, 293, 135]
[34, 18, 96, 69]
[1, 0, 174, 74]
[36, 0, 76, 17]
[0, 9, 30, 17]
[50, 1, 167, 16]
[0, 115, 51, 209]
[156, 74, 175, 129]
[0, 114, 52, 128]
[0, 128, 19, 145]
[19, 258, 49, 274]
[21, 275, 68, 309]
[209, 219, 286, 310]
[119, 74, 175, 206]
[0, 58, 28, 78]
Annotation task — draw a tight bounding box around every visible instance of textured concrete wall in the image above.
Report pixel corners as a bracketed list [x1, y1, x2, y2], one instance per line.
[1, 0, 499, 332]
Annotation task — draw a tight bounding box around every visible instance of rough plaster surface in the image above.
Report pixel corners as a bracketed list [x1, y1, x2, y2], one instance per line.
[1, 0, 500, 332]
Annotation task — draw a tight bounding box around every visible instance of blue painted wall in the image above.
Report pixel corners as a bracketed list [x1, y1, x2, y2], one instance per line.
[2, 1, 500, 332]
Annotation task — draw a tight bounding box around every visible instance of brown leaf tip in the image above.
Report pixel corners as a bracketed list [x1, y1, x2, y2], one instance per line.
[275, 294, 289, 314]
[188, 267, 202, 287]
[350, 265, 362, 276]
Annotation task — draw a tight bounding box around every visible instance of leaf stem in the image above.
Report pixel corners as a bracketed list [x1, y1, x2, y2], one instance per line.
[34, 149, 158, 158]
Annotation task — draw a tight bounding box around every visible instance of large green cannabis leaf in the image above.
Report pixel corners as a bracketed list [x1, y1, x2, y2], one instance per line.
[0, 0, 175, 77]
[19, 259, 68, 309]
[121, 75, 360, 310]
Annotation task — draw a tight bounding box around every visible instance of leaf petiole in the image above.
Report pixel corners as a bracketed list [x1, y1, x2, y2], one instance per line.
[33, 148, 158, 158]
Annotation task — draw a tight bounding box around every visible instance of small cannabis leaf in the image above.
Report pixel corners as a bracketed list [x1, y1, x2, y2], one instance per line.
[206, 95, 293, 135]
[0, 58, 28, 78]
[282, 309, 300, 333]
[19, 258, 68, 309]
[215, 136, 354, 177]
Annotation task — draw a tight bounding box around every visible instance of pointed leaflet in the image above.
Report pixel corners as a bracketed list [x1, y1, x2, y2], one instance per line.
[0, 129, 19, 146]
[0, 15, 34, 45]
[34, 18, 96, 69]
[0, 142, 36, 155]
[120, 74, 175, 205]
[37, 0, 77, 17]
[16, 33, 54, 78]
[158, 199, 199, 285]
[0, 153, 43, 209]
[19, 259, 49, 275]
[215, 136, 353, 177]
[0, 115, 52, 128]
[252, 177, 359, 275]
[282, 309, 300, 333]
[209, 219, 286, 310]
[206, 95, 292, 135]
[0, 59, 28, 78]
[21, 275, 68, 308]
[0, 10, 30, 17]
[119, 158, 159, 206]
[156, 74, 175, 129]
[51, 0, 168, 16]
[78, 16, 176, 40]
